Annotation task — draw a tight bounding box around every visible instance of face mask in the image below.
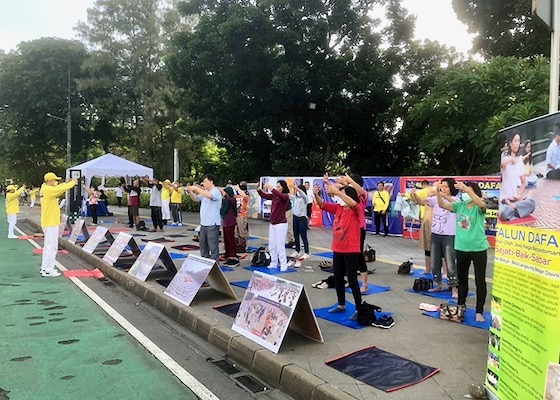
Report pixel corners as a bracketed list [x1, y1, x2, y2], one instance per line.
[461, 193, 472, 203]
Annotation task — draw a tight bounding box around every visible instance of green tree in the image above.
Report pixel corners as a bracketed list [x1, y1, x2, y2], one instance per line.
[406, 56, 549, 175]
[0, 38, 87, 183]
[452, 0, 551, 58]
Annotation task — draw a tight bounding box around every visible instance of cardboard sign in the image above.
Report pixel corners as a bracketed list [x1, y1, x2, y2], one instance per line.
[164, 254, 236, 306]
[231, 271, 323, 354]
[68, 219, 88, 244]
[58, 214, 70, 237]
[82, 226, 112, 254]
[102, 232, 135, 265]
[128, 242, 166, 281]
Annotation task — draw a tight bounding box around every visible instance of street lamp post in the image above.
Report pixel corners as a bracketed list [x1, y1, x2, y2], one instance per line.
[46, 70, 72, 168]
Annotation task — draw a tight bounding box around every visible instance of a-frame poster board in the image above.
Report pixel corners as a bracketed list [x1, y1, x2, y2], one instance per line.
[164, 254, 237, 305]
[82, 226, 115, 254]
[231, 271, 323, 354]
[58, 214, 72, 237]
[67, 218, 90, 244]
[102, 232, 141, 266]
[127, 241, 178, 281]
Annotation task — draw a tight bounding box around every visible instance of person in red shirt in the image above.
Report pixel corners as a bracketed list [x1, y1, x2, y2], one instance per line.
[257, 180, 290, 271]
[314, 178, 362, 320]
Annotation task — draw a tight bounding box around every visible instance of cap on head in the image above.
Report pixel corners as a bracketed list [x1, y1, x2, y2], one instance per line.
[164, 179, 171, 184]
[6, 185, 15, 191]
[44, 172, 62, 181]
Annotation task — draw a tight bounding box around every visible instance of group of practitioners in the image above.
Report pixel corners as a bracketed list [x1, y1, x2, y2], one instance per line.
[5, 170, 490, 323]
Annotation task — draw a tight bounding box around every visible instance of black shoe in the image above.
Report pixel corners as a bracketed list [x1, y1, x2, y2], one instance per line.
[285, 241, 296, 249]
[372, 315, 395, 329]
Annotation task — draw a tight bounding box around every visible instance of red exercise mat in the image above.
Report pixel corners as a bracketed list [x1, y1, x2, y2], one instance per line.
[32, 248, 69, 255]
[62, 268, 105, 278]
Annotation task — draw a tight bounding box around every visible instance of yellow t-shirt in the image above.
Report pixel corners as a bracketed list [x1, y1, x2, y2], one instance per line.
[40, 181, 77, 227]
[414, 188, 431, 219]
[372, 190, 390, 212]
[29, 188, 39, 200]
[161, 186, 171, 201]
[6, 187, 25, 215]
[170, 186, 183, 203]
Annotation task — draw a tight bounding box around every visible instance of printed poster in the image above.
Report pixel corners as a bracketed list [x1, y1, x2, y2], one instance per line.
[68, 218, 85, 244]
[164, 254, 215, 306]
[128, 241, 165, 282]
[487, 118, 560, 400]
[59, 214, 69, 237]
[232, 271, 303, 354]
[82, 226, 109, 254]
[102, 232, 133, 265]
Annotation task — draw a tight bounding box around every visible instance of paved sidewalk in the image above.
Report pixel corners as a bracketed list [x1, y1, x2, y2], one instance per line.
[16, 204, 495, 400]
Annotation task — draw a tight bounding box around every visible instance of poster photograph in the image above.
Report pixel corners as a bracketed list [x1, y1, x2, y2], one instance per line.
[232, 271, 303, 354]
[486, 112, 560, 400]
[82, 226, 109, 254]
[164, 254, 215, 306]
[68, 218, 85, 244]
[59, 214, 69, 237]
[102, 232, 133, 265]
[128, 241, 165, 282]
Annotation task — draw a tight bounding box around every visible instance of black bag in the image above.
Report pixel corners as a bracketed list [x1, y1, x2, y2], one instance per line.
[137, 221, 149, 231]
[363, 244, 376, 262]
[397, 261, 412, 275]
[357, 301, 382, 326]
[251, 246, 271, 267]
[413, 277, 434, 292]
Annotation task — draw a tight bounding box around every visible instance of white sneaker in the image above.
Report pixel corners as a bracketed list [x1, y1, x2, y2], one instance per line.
[7, 234, 18, 239]
[177, 223, 183, 226]
[294, 260, 302, 268]
[171, 222, 178, 226]
[298, 253, 310, 260]
[289, 251, 300, 258]
[41, 270, 61, 278]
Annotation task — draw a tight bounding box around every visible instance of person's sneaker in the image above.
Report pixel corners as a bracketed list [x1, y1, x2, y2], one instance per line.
[7, 234, 18, 239]
[294, 260, 302, 268]
[41, 270, 62, 278]
[298, 253, 310, 260]
[225, 258, 239, 266]
[285, 241, 296, 249]
[289, 251, 300, 258]
[177, 223, 183, 226]
[171, 222, 178, 226]
[372, 315, 395, 329]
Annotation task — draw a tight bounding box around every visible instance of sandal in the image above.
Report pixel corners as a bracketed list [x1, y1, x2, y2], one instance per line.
[419, 303, 439, 312]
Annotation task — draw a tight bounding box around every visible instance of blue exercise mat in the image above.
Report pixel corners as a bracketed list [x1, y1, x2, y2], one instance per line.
[230, 280, 250, 289]
[220, 266, 234, 273]
[314, 302, 393, 330]
[169, 252, 187, 260]
[246, 246, 262, 253]
[313, 251, 333, 259]
[248, 236, 260, 240]
[345, 283, 390, 296]
[422, 308, 491, 330]
[405, 288, 473, 300]
[243, 266, 297, 274]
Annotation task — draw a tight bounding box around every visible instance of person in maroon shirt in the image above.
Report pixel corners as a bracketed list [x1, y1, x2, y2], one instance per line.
[314, 179, 362, 320]
[220, 186, 239, 265]
[257, 180, 290, 271]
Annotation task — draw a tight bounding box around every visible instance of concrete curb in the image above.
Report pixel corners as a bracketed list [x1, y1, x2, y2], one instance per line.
[24, 218, 356, 400]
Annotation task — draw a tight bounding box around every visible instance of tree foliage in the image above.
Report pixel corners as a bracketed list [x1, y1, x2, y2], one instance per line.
[405, 56, 549, 175]
[452, 0, 552, 58]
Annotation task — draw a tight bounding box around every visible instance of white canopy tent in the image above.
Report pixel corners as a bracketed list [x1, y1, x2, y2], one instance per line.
[66, 153, 153, 187]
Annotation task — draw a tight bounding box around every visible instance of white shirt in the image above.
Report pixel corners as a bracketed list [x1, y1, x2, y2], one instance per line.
[545, 139, 560, 174]
[115, 187, 123, 197]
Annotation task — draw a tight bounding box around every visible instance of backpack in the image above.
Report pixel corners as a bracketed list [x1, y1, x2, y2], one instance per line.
[137, 221, 148, 231]
[357, 301, 382, 326]
[251, 247, 271, 267]
[397, 261, 412, 275]
[413, 277, 434, 292]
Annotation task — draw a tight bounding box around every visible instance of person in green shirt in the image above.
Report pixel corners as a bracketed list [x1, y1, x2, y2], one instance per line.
[437, 181, 488, 323]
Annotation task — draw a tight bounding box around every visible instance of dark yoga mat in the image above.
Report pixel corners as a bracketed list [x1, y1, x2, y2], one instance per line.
[171, 244, 200, 251]
[141, 237, 175, 243]
[326, 346, 439, 392]
[213, 302, 241, 317]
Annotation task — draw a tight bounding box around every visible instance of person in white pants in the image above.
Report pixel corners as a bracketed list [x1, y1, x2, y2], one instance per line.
[39, 172, 77, 277]
[5, 184, 26, 238]
[161, 179, 172, 225]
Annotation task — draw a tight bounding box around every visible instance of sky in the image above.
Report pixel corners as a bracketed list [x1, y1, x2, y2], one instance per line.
[0, 0, 475, 54]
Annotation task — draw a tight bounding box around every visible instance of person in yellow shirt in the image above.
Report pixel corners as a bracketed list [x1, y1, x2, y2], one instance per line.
[372, 181, 390, 236]
[29, 187, 39, 207]
[170, 181, 184, 226]
[410, 180, 436, 274]
[40, 172, 77, 277]
[161, 179, 172, 225]
[5, 184, 26, 238]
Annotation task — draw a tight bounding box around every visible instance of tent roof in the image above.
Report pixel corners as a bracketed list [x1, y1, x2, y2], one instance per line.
[67, 153, 153, 179]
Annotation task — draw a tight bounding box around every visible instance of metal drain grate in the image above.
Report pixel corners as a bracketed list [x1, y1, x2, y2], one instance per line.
[212, 359, 241, 375]
[234, 375, 267, 393]
[98, 278, 116, 287]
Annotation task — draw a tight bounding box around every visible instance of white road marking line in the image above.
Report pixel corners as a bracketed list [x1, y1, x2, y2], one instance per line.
[17, 227, 220, 400]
